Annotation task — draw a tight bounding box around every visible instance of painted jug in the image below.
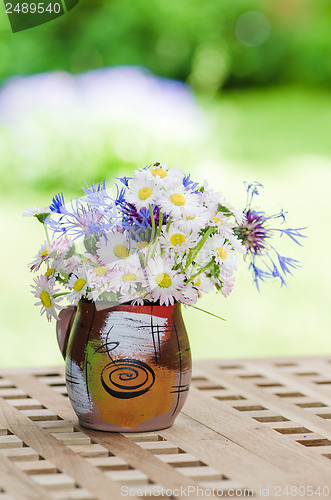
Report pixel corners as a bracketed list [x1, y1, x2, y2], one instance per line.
[56, 300, 192, 432]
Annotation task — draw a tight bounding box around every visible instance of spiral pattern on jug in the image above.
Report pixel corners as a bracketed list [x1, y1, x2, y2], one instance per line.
[101, 359, 155, 399]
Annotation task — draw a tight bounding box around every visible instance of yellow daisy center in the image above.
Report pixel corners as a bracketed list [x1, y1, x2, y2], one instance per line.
[74, 278, 86, 291]
[170, 233, 186, 247]
[170, 193, 186, 206]
[152, 168, 167, 178]
[45, 268, 55, 278]
[211, 216, 220, 223]
[216, 247, 227, 260]
[138, 187, 153, 200]
[40, 291, 52, 308]
[41, 248, 49, 257]
[94, 266, 108, 276]
[193, 278, 201, 287]
[114, 244, 129, 259]
[155, 273, 172, 288]
[186, 215, 196, 220]
[136, 241, 148, 249]
[122, 273, 137, 282]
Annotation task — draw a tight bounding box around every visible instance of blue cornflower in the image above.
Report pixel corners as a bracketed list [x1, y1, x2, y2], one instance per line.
[114, 184, 126, 206]
[236, 182, 306, 289]
[45, 198, 117, 240]
[183, 173, 199, 191]
[116, 176, 132, 187]
[81, 180, 109, 206]
[82, 180, 114, 208]
[49, 193, 66, 214]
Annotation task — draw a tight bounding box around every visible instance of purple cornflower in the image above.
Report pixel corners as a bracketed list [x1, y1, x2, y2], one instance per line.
[120, 202, 168, 235]
[235, 182, 306, 290]
[238, 209, 269, 254]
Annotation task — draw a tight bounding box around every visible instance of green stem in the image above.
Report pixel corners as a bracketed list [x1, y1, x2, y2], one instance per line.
[188, 304, 226, 321]
[43, 224, 51, 244]
[145, 205, 156, 266]
[151, 211, 163, 259]
[188, 260, 214, 282]
[157, 211, 164, 237]
[53, 292, 70, 298]
[184, 226, 213, 270]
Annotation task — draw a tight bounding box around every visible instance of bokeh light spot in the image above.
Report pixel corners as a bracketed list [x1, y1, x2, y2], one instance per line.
[235, 11, 271, 48]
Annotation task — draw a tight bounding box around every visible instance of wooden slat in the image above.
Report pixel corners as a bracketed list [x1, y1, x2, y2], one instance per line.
[0, 435, 23, 449]
[195, 364, 331, 438]
[85, 456, 129, 471]
[159, 410, 311, 492]
[20, 409, 60, 421]
[0, 447, 39, 462]
[67, 445, 109, 458]
[16, 460, 58, 475]
[6, 374, 203, 493]
[1, 357, 331, 499]
[0, 452, 52, 500]
[0, 397, 132, 500]
[30, 473, 75, 491]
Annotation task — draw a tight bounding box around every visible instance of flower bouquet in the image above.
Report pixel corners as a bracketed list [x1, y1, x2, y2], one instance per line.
[26, 164, 305, 318]
[24, 163, 305, 432]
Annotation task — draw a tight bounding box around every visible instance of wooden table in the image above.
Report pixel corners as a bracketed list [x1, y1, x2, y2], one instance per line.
[1, 357, 331, 500]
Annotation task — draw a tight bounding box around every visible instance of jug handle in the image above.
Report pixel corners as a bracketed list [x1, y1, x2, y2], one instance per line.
[56, 306, 77, 359]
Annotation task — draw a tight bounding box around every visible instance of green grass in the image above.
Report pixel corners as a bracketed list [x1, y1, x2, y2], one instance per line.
[2, 85, 330, 367]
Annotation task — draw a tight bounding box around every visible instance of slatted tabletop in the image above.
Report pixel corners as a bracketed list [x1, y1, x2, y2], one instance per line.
[1, 356, 331, 499]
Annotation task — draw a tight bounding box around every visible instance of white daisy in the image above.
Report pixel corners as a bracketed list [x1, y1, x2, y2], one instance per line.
[144, 255, 186, 306]
[176, 207, 211, 233]
[186, 266, 214, 294]
[226, 233, 246, 254]
[62, 254, 86, 275]
[87, 284, 111, 303]
[219, 195, 246, 225]
[199, 188, 220, 215]
[159, 185, 199, 219]
[51, 236, 73, 260]
[217, 268, 236, 297]
[44, 258, 64, 280]
[160, 225, 197, 253]
[199, 235, 239, 270]
[66, 267, 90, 302]
[96, 230, 131, 265]
[118, 289, 146, 306]
[209, 211, 235, 236]
[131, 238, 149, 251]
[108, 255, 144, 294]
[29, 236, 74, 273]
[29, 241, 55, 272]
[85, 266, 112, 302]
[22, 206, 50, 218]
[125, 171, 161, 209]
[129, 238, 151, 263]
[176, 283, 199, 305]
[149, 163, 185, 189]
[31, 275, 62, 321]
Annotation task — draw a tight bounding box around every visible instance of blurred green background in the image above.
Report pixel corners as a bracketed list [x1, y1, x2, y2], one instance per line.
[1, 0, 330, 367]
